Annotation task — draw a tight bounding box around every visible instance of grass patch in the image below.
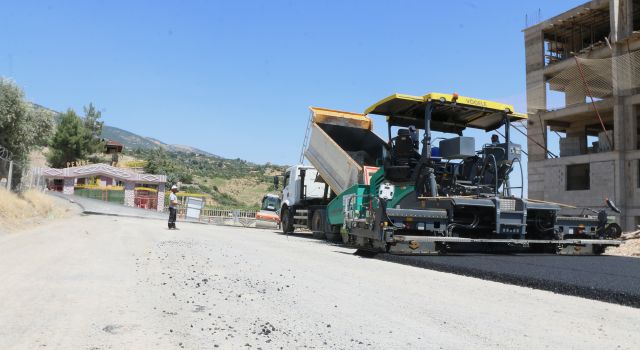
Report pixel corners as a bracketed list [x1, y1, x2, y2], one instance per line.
[0, 189, 68, 232]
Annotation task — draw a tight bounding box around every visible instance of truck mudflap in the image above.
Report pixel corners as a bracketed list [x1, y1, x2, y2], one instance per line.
[386, 235, 622, 255]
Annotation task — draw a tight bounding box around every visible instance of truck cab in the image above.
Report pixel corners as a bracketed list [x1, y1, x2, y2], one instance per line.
[281, 165, 325, 208]
[279, 165, 333, 235]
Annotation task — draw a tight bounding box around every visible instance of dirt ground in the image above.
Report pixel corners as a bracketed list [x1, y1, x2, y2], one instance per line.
[0, 189, 77, 234]
[0, 214, 639, 349]
[606, 231, 640, 257]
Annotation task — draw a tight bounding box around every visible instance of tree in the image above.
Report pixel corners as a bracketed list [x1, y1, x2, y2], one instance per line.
[83, 103, 104, 154]
[47, 103, 106, 168]
[180, 172, 194, 184]
[0, 78, 55, 189]
[141, 148, 194, 185]
[143, 148, 168, 174]
[47, 110, 88, 168]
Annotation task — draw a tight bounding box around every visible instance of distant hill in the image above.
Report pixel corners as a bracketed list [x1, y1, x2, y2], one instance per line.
[29, 102, 221, 157]
[101, 125, 161, 150]
[101, 125, 220, 158]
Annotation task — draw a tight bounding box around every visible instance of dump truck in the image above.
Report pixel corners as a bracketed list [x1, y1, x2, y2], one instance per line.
[280, 93, 622, 254]
[279, 107, 385, 240]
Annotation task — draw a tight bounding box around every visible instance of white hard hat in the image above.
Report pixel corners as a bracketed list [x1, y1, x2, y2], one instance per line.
[171, 185, 178, 190]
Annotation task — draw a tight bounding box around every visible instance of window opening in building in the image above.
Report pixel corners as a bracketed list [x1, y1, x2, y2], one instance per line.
[550, 119, 613, 157]
[545, 126, 564, 159]
[566, 163, 590, 191]
[586, 134, 598, 153]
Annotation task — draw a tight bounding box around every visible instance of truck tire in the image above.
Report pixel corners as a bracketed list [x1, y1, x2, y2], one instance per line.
[311, 210, 326, 239]
[325, 225, 342, 242]
[605, 223, 622, 239]
[593, 244, 606, 255]
[281, 208, 294, 234]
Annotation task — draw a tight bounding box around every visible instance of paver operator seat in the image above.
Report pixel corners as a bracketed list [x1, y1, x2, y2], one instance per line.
[385, 127, 420, 182]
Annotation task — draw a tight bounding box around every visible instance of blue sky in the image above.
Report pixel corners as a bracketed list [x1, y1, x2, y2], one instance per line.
[1, 0, 584, 192]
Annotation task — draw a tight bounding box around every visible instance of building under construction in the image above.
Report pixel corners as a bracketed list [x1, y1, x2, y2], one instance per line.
[525, 0, 640, 231]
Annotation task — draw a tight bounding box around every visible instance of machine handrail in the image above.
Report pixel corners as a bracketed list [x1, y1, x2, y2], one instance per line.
[477, 154, 499, 196]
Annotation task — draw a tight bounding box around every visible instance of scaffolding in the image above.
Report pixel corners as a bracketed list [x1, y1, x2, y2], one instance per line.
[543, 7, 611, 66]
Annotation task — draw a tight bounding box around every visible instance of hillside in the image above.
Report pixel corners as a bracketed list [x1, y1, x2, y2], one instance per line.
[100, 125, 161, 150]
[127, 146, 285, 209]
[101, 125, 220, 157]
[31, 103, 221, 158]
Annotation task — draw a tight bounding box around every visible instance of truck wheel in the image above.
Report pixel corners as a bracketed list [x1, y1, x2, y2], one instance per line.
[605, 223, 622, 239]
[281, 208, 294, 234]
[593, 244, 606, 255]
[325, 225, 342, 242]
[311, 210, 326, 239]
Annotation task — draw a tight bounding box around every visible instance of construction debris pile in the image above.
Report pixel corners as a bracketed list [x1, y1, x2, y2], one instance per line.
[607, 231, 640, 257]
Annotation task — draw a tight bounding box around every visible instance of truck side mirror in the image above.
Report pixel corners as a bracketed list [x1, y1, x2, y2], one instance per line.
[273, 176, 279, 190]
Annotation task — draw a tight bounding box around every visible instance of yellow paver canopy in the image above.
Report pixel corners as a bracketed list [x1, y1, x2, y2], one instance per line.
[365, 93, 527, 133]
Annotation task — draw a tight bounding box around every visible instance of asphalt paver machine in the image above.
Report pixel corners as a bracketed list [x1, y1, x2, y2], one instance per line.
[330, 92, 622, 254]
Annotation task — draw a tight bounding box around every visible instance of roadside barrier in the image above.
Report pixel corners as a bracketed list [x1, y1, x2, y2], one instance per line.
[166, 206, 258, 227]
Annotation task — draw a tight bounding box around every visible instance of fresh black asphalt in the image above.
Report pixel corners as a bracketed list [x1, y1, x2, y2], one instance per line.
[376, 253, 640, 308]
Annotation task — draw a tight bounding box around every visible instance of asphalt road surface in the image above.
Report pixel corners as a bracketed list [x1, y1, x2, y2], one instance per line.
[1, 214, 639, 349]
[377, 253, 640, 308]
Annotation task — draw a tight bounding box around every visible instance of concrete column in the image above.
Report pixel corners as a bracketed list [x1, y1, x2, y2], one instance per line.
[525, 29, 547, 114]
[611, 0, 634, 230]
[124, 181, 135, 207]
[157, 183, 165, 212]
[526, 115, 548, 201]
[566, 123, 588, 155]
[610, 0, 633, 43]
[524, 29, 548, 157]
[62, 178, 75, 195]
[525, 28, 548, 199]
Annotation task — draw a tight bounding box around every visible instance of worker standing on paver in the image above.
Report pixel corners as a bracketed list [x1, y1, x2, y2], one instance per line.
[168, 185, 178, 229]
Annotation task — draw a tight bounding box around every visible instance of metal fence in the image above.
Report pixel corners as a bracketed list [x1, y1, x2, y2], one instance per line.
[202, 208, 258, 227]
[0, 144, 15, 190]
[22, 166, 47, 192]
[0, 144, 44, 192]
[75, 187, 125, 204]
[166, 206, 258, 227]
